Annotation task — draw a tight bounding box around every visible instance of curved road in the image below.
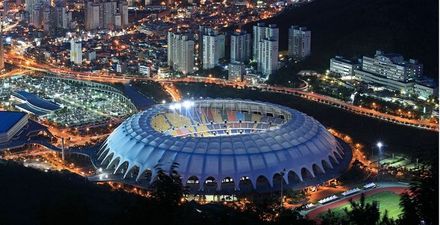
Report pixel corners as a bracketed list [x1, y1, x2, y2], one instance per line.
[4, 52, 438, 132]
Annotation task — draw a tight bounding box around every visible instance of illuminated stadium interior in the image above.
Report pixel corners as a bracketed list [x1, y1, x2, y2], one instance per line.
[150, 100, 291, 138]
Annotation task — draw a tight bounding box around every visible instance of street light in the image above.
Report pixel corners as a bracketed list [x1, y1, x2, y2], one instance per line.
[279, 168, 286, 209]
[376, 141, 383, 171]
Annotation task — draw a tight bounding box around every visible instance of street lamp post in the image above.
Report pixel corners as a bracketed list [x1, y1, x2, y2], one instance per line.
[280, 168, 286, 209]
[376, 142, 383, 169]
[376, 142, 384, 181]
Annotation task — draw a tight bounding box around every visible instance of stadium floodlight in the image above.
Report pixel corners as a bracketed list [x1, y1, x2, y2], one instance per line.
[169, 103, 182, 110]
[183, 100, 194, 109]
[376, 142, 383, 149]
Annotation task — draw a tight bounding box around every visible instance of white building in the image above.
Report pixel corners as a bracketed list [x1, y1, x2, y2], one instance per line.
[138, 64, 151, 76]
[158, 67, 171, 78]
[70, 39, 82, 65]
[329, 56, 360, 77]
[354, 69, 414, 93]
[167, 31, 195, 75]
[413, 83, 435, 100]
[361, 51, 423, 82]
[230, 30, 251, 63]
[253, 23, 279, 78]
[353, 51, 428, 95]
[261, 39, 279, 78]
[202, 29, 225, 70]
[288, 26, 311, 59]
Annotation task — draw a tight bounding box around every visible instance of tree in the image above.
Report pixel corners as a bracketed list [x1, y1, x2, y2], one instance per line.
[397, 192, 420, 225]
[275, 209, 316, 225]
[321, 210, 347, 225]
[344, 194, 380, 225]
[151, 162, 183, 207]
[379, 211, 396, 225]
[397, 168, 437, 225]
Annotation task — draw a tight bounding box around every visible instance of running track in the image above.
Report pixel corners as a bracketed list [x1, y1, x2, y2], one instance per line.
[306, 186, 407, 221]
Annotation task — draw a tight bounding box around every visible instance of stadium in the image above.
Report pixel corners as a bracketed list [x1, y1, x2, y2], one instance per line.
[96, 99, 352, 193]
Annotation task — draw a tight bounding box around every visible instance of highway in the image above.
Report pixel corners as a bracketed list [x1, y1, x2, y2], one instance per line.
[3, 51, 438, 132]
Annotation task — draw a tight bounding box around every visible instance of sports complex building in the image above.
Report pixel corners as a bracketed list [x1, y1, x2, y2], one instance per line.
[11, 91, 61, 116]
[0, 111, 51, 150]
[96, 99, 352, 193]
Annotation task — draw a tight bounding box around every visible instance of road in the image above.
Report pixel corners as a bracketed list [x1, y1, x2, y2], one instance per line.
[3, 51, 438, 132]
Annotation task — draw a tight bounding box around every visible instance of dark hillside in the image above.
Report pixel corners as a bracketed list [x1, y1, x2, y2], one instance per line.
[244, 0, 438, 79]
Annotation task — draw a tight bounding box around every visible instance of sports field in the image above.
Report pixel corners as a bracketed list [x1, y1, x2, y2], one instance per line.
[318, 191, 402, 219]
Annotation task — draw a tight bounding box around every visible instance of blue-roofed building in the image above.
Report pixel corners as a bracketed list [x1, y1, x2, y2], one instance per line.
[0, 111, 53, 150]
[94, 99, 352, 194]
[11, 91, 61, 116]
[0, 111, 29, 143]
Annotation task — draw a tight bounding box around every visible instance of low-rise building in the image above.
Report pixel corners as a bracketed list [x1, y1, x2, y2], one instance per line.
[138, 64, 151, 76]
[413, 83, 435, 100]
[228, 62, 245, 82]
[0, 111, 29, 143]
[329, 56, 360, 77]
[353, 51, 430, 96]
[354, 69, 414, 93]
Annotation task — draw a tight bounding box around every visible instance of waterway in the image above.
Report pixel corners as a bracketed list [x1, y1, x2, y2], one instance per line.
[122, 83, 155, 110]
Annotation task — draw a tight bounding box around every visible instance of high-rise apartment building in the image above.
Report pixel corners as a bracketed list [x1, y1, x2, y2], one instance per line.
[85, 0, 129, 31]
[167, 31, 195, 75]
[70, 39, 82, 65]
[260, 39, 278, 77]
[288, 26, 311, 59]
[202, 28, 225, 70]
[253, 23, 279, 78]
[230, 30, 251, 63]
[54, 1, 72, 29]
[27, 0, 52, 31]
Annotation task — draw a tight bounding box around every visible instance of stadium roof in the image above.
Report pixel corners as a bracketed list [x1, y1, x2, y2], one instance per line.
[0, 111, 27, 133]
[97, 99, 351, 193]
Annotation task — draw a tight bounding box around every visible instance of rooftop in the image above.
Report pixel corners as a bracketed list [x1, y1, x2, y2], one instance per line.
[0, 111, 27, 133]
[13, 91, 60, 111]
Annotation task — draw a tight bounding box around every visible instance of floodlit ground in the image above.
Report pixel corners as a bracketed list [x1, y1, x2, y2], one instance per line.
[317, 191, 402, 219]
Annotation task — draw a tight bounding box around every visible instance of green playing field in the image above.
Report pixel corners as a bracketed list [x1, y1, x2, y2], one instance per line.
[318, 191, 402, 219]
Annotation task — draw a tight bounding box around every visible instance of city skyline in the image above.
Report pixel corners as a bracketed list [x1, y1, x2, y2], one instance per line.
[0, 0, 438, 224]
